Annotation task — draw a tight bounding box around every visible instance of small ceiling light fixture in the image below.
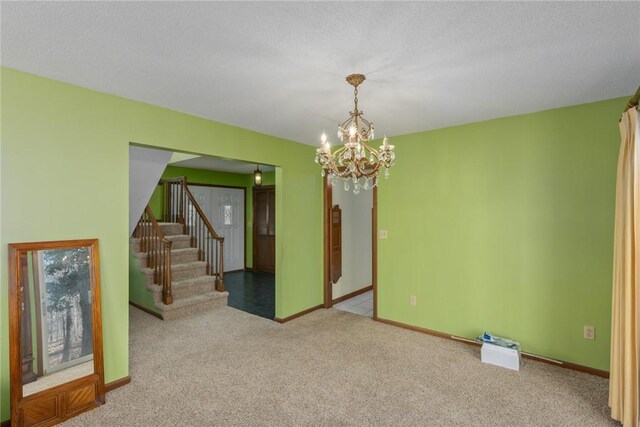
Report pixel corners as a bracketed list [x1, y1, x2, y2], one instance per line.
[315, 73, 395, 194]
[254, 164, 263, 187]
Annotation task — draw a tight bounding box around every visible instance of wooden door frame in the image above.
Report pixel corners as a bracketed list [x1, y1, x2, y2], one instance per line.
[323, 177, 333, 307]
[323, 177, 378, 319]
[253, 185, 276, 273]
[31, 252, 44, 379]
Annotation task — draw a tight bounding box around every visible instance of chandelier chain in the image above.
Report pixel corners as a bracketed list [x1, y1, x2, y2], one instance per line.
[353, 85, 359, 113]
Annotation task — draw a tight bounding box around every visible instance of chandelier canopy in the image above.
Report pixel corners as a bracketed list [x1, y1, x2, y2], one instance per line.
[315, 74, 395, 194]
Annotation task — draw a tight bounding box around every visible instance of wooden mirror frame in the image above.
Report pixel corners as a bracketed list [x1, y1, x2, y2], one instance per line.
[8, 239, 105, 427]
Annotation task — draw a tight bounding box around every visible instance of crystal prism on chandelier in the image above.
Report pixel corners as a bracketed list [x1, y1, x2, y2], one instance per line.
[315, 73, 395, 194]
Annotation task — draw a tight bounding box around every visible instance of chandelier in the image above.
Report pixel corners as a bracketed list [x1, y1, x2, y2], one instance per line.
[315, 73, 395, 194]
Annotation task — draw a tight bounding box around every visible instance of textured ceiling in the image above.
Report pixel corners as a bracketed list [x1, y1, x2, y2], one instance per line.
[2, 2, 638, 146]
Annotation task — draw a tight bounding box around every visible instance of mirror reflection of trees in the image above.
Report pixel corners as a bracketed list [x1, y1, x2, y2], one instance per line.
[43, 248, 93, 368]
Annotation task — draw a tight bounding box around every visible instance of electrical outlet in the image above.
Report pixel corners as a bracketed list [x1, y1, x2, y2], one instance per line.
[379, 229, 388, 239]
[410, 295, 416, 306]
[584, 325, 595, 340]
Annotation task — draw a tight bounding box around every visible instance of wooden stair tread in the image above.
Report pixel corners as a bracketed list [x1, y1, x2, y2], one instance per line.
[141, 261, 206, 274]
[131, 247, 198, 258]
[172, 275, 216, 286]
[131, 235, 191, 242]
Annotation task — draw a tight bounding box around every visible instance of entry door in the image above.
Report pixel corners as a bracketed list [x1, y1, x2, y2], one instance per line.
[188, 185, 245, 272]
[253, 186, 275, 273]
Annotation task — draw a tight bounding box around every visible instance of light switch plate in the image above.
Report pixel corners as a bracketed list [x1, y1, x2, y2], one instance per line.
[379, 229, 388, 239]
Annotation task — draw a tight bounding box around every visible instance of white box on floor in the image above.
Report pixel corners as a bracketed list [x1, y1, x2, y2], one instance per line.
[481, 343, 520, 371]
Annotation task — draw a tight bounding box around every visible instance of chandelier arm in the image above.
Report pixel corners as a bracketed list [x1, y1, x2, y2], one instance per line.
[340, 115, 356, 127]
[326, 147, 352, 178]
[330, 151, 348, 175]
[355, 157, 381, 178]
[362, 143, 379, 156]
[358, 116, 372, 127]
[333, 145, 347, 156]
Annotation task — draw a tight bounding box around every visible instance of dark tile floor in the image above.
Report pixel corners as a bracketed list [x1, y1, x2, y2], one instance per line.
[224, 270, 275, 319]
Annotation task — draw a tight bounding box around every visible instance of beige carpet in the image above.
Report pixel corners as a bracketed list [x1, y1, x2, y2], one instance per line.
[64, 306, 616, 426]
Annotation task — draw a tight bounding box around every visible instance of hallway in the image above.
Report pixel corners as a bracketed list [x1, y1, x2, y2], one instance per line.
[333, 290, 373, 318]
[224, 271, 275, 319]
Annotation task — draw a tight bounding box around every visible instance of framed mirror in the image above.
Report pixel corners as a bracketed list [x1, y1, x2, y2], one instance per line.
[9, 239, 105, 427]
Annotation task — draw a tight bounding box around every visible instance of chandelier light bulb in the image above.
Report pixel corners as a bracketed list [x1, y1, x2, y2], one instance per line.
[321, 131, 327, 144]
[349, 123, 357, 137]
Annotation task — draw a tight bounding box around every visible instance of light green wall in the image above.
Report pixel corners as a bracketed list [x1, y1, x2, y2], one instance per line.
[147, 165, 275, 269]
[0, 65, 625, 421]
[0, 68, 323, 421]
[129, 253, 158, 314]
[377, 97, 624, 371]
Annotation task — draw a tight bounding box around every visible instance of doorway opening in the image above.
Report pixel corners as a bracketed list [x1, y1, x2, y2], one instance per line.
[323, 176, 377, 318]
[129, 145, 277, 320]
[168, 153, 277, 319]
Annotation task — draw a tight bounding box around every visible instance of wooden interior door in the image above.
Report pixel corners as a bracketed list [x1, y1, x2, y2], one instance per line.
[253, 186, 275, 272]
[331, 205, 342, 284]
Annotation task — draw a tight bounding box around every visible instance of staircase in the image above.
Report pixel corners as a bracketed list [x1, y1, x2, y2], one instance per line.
[131, 221, 228, 320]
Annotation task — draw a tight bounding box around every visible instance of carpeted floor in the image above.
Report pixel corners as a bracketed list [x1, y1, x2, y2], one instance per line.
[64, 306, 616, 426]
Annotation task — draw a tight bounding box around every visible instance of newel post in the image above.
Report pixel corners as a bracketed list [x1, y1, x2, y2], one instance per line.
[163, 240, 173, 305]
[216, 238, 225, 292]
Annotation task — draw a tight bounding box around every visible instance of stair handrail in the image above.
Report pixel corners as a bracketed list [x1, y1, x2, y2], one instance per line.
[160, 176, 225, 291]
[133, 206, 173, 304]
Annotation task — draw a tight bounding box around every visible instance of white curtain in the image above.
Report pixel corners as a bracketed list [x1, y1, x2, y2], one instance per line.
[609, 106, 640, 427]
